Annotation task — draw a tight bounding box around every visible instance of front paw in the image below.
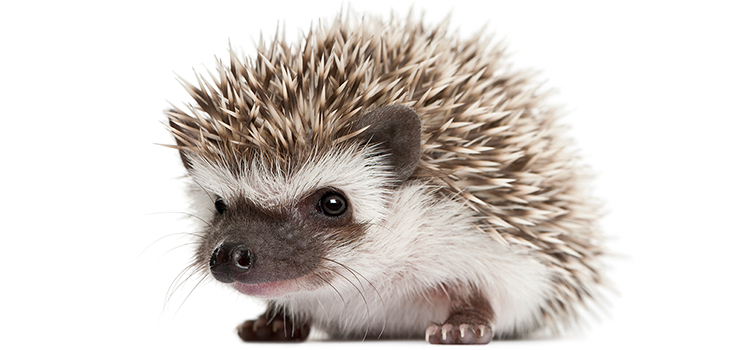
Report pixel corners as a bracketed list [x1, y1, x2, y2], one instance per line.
[236, 315, 310, 342]
[425, 323, 493, 345]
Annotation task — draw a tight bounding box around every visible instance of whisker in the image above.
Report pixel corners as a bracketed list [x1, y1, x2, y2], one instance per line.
[323, 266, 366, 305]
[164, 265, 195, 308]
[322, 266, 369, 334]
[147, 211, 213, 227]
[313, 290, 330, 320]
[165, 258, 206, 308]
[139, 231, 205, 258]
[322, 258, 366, 295]
[175, 273, 210, 316]
[315, 273, 346, 306]
[311, 273, 349, 336]
[161, 241, 203, 257]
[322, 257, 387, 338]
[325, 266, 370, 339]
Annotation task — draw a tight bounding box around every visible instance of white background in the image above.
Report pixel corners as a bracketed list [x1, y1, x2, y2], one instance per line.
[1, 1, 748, 349]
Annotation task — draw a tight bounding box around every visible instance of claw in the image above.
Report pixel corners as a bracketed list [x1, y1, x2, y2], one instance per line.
[425, 323, 492, 345]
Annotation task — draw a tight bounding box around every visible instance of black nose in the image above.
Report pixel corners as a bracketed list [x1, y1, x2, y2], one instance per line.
[209, 243, 255, 283]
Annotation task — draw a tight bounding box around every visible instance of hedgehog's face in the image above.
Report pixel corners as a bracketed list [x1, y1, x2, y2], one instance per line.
[177, 105, 421, 298]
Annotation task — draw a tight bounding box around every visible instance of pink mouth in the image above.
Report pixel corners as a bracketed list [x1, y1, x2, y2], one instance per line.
[232, 279, 303, 298]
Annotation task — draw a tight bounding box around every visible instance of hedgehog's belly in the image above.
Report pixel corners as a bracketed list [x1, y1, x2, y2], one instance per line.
[283, 284, 453, 339]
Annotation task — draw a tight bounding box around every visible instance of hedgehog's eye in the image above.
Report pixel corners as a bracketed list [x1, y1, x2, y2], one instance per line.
[214, 197, 227, 215]
[319, 192, 347, 216]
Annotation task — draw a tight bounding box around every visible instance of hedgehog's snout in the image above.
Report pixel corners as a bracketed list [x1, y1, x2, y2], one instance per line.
[209, 242, 255, 283]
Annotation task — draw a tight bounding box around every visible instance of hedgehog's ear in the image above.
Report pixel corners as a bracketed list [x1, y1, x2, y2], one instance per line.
[167, 110, 195, 170]
[352, 105, 421, 182]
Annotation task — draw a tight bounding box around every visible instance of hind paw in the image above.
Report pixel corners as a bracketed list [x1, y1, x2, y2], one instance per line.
[236, 315, 310, 342]
[425, 323, 493, 345]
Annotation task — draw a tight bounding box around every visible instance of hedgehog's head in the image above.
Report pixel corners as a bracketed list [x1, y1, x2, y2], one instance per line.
[169, 105, 420, 297]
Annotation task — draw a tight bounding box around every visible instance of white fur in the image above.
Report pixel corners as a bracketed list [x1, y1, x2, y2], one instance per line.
[187, 145, 391, 223]
[186, 145, 552, 338]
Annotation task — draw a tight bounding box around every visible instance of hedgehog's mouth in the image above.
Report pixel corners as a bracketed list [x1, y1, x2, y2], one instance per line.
[233, 278, 308, 298]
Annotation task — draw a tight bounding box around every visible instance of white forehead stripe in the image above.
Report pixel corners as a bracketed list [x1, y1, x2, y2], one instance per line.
[187, 145, 393, 222]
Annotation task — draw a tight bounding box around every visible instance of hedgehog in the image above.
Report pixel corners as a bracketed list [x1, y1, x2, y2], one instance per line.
[166, 11, 605, 345]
